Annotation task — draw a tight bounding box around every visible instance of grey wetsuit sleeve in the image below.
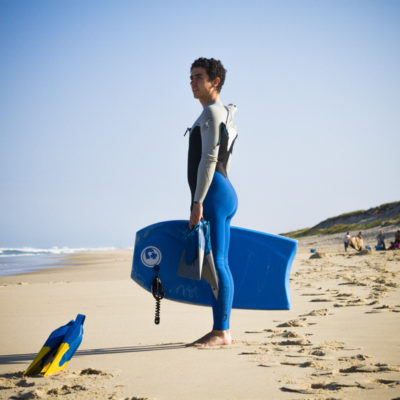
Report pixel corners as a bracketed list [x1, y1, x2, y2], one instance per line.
[193, 105, 226, 203]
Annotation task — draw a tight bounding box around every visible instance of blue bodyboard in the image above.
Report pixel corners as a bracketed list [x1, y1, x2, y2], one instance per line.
[131, 220, 297, 310]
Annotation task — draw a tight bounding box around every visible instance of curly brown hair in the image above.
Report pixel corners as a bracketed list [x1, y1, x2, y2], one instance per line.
[191, 57, 226, 93]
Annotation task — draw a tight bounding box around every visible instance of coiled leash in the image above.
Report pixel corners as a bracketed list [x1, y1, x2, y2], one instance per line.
[151, 265, 164, 325]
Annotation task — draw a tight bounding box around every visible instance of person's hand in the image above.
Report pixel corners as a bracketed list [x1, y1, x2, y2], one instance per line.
[189, 202, 203, 229]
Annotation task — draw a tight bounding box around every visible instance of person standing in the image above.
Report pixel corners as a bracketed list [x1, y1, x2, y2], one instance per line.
[376, 230, 386, 250]
[187, 58, 238, 347]
[344, 232, 351, 252]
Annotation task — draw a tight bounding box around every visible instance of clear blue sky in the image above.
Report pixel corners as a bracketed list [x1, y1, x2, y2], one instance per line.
[1, 0, 399, 248]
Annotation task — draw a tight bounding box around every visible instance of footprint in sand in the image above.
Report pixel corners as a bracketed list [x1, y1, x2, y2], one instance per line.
[339, 278, 368, 287]
[15, 379, 35, 388]
[125, 397, 152, 400]
[80, 368, 110, 376]
[301, 308, 330, 317]
[335, 291, 356, 298]
[339, 363, 400, 373]
[312, 341, 350, 353]
[10, 389, 46, 399]
[374, 278, 399, 288]
[310, 381, 365, 390]
[276, 318, 308, 328]
[280, 360, 326, 370]
[371, 304, 400, 312]
[281, 330, 304, 338]
[274, 339, 312, 346]
[374, 378, 400, 388]
[280, 381, 364, 394]
[310, 348, 327, 357]
[265, 329, 307, 340]
[301, 292, 322, 296]
[310, 298, 334, 303]
[333, 297, 367, 307]
[338, 354, 372, 362]
[47, 384, 88, 395]
[280, 384, 313, 394]
[239, 351, 260, 355]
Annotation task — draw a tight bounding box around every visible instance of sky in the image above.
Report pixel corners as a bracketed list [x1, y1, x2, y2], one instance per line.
[0, 0, 399, 248]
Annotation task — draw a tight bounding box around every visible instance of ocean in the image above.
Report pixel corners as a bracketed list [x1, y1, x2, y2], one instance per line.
[0, 247, 116, 276]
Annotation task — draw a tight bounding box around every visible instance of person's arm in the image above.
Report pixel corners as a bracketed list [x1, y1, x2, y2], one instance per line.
[189, 106, 223, 228]
[194, 106, 221, 203]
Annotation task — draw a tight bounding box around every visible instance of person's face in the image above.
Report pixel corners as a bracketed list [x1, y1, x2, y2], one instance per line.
[190, 67, 219, 100]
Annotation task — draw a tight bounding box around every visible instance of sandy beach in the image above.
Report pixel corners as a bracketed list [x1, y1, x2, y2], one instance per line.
[1, 231, 399, 400]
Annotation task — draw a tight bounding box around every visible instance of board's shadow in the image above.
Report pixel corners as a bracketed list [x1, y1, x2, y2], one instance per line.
[0, 342, 186, 366]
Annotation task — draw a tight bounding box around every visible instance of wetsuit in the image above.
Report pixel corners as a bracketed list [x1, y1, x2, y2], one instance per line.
[187, 100, 238, 331]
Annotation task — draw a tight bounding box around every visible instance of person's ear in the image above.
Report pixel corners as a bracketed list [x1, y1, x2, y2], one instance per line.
[212, 77, 221, 90]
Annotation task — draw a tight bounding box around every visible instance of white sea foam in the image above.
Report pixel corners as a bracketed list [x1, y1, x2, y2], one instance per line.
[0, 247, 117, 257]
[0, 247, 121, 276]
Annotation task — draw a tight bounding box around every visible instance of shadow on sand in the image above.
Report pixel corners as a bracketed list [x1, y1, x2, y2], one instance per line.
[0, 342, 186, 367]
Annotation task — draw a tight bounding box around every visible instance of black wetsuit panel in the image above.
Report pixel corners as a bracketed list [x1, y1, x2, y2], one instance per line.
[215, 124, 237, 178]
[188, 123, 237, 203]
[187, 126, 202, 203]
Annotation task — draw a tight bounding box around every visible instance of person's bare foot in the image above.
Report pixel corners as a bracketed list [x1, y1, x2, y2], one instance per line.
[187, 330, 232, 347]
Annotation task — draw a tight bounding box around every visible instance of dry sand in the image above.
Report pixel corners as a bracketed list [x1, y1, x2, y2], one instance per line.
[1, 234, 400, 400]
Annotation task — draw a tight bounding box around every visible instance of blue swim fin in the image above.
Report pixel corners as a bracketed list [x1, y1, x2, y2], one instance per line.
[177, 221, 218, 298]
[178, 222, 206, 280]
[184, 223, 203, 265]
[24, 314, 86, 376]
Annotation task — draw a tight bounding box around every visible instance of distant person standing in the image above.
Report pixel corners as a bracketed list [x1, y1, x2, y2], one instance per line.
[376, 230, 386, 250]
[344, 232, 351, 252]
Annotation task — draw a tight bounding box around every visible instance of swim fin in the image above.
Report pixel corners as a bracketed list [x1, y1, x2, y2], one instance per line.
[177, 222, 205, 281]
[202, 252, 219, 300]
[177, 221, 219, 299]
[24, 314, 85, 376]
[201, 221, 219, 299]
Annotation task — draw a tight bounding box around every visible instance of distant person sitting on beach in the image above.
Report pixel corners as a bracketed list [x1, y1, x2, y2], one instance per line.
[343, 232, 351, 252]
[357, 231, 363, 250]
[376, 230, 386, 250]
[388, 230, 400, 250]
[348, 232, 363, 251]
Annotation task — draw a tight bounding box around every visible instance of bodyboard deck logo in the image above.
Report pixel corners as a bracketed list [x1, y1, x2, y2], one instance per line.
[141, 246, 162, 268]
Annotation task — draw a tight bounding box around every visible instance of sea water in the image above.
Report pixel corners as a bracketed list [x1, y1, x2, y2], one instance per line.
[0, 247, 115, 276]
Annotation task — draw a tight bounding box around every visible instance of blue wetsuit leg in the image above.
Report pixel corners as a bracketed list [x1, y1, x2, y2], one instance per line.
[203, 171, 238, 331]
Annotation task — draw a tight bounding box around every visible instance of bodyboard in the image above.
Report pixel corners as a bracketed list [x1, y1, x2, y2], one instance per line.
[131, 220, 297, 310]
